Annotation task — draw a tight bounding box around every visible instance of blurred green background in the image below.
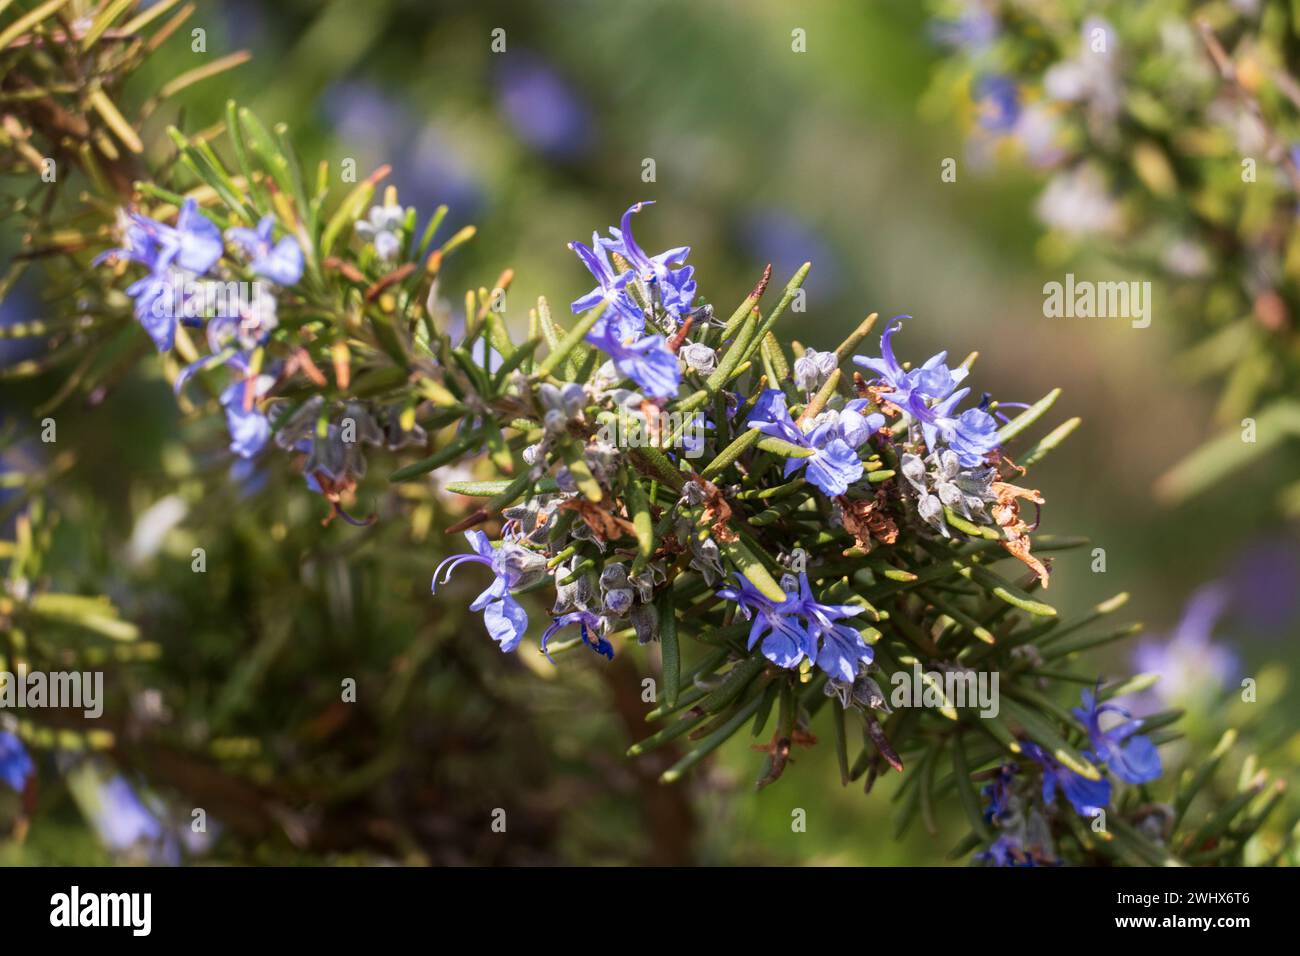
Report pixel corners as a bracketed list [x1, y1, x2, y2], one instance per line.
[2, 0, 1297, 865]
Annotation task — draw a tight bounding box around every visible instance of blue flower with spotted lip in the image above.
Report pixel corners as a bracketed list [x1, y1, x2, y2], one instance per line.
[433, 531, 544, 652]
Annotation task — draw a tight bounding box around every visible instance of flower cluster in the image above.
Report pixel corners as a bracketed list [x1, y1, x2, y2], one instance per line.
[977, 685, 1164, 866]
[928, 0, 1300, 509]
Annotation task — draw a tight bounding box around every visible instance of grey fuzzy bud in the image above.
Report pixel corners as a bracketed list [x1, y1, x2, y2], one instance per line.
[628, 566, 662, 603]
[603, 587, 634, 616]
[679, 342, 717, 374]
[538, 382, 563, 412]
[688, 536, 725, 585]
[794, 348, 838, 392]
[553, 558, 595, 613]
[630, 603, 659, 644]
[584, 439, 620, 486]
[917, 493, 947, 534]
[543, 408, 567, 435]
[937, 449, 961, 480]
[599, 563, 630, 591]
[900, 453, 927, 492]
[936, 480, 965, 511]
[559, 382, 586, 417]
[680, 481, 709, 506]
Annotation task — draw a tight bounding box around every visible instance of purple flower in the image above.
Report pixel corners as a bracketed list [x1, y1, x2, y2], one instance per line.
[737, 208, 840, 301]
[718, 571, 869, 678]
[96, 199, 223, 352]
[917, 390, 1001, 467]
[1132, 584, 1239, 708]
[126, 273, 180, 351]
[1021, 740, 1111, 817]
[1074, 686, 1162, 786]
[568, 234, 644, 337]
[176, 332, 276, 460]
[0, 731, 33, 792]
[570, 202, 697, 333]
[746, 390, 880, 496]
[974, 75, 1022, 131]
[432, 531, 545, 652]
[99, 198, 223, 276]
[976, 834, 1034, 866]
[89, 774, 168, 854]
[540, 610, 614, 662]
[719, 573, 815, 669]
[586, 317, 682, 399]
[226, 216, 303, 286]
[930, 3, 999, 52]
[495, 51, 592, 160]
[853, 317, 967, 410]
[601, 202, 697, 324]
[1226, 539, 1300, 638]
[219, 372, 274, 459]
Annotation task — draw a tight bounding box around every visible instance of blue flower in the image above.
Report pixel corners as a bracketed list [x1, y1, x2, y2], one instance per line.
[853, 317, 967, 410]
[855, 319, 1000, 466]
[103, 198, 223, 276]
[176, 329, 276, 459]
[981, 764, 1017, 826]
[1074, 686, 1163, 785]
[432, 530, 544, 652]
[1021, 740, 1112, 817]
[226, 216, 304, 286]
[568, 234, 644, 337]
[570, 202, 697, 331]
[930, 4, 999, 52]
[718, 571, 870, 678]
[974, 75, 1022, 131]
[585, 316, 682, 399]
[601, 202, 697, 324]
[540, 610, 615, 662]
[126, 273, 180, 351]
[219, 371, 274, 459]
[719, 573, 815, 669]
[495, 50, 592, 161]
[96, 199, 223, 351]
[0, 731, 33, 792]
[1132, 583, 1239, 708]
[747, 390, 880, 496]
[916, 389, 1001, 467]
[89, 774, 168, 855]
[975, 834, 1034, 867]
